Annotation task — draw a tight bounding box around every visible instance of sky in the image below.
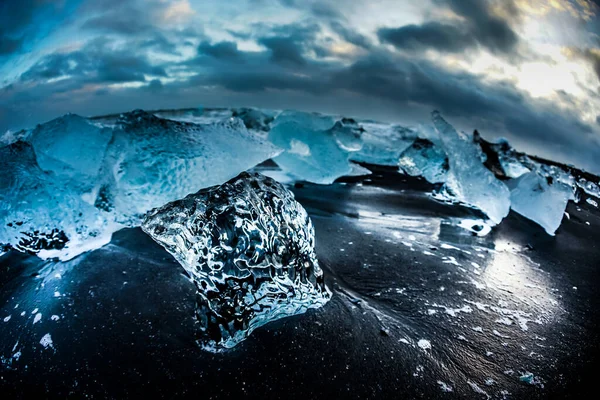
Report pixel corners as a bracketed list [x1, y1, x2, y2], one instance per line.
[1, 0, 600, 173]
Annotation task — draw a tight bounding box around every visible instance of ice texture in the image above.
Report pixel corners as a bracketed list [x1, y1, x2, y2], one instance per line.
[509, 172, 572, 235]
[141, 172, 331, 350]
[398, 138, 448, 183]
[1, 110, 281, 259]
[432, 111, 511, 224]
[0, 142, 113, 259]
[29, 114, 112, 182]
[351, 122, 417, 166]
[97, 110, 282, 223]
[268, 111, 363, 184]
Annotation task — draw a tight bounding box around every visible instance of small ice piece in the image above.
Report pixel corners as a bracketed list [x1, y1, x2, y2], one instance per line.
[484, 138, 533, 179]
[268, 111, 362, 184]
[457, 219, 492, 236]
[417, 339, 431, 350]
[509, 172, 572, 235]
[39, 333, 53, 349]
[437, 381, 453, 392]
[33, 313, 42, 324]
[398, 138, 448, 183]
[142, 172, 331, 350]
[519, 372, 535, 384]
[432, 112, 510, 224]
[586, 198, 598, 207]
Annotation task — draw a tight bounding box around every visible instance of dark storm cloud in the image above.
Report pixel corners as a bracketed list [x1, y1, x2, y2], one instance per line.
[258, 36, 307, 65]
[2, 0, 599, 172]
[0, 0, 79, 56]
[585, 50, 600, 81]
[380, 0, 518, 54]
[328, 20, 373, 50]
[179, 29, 599, 169]
[378, 23, 475, 53]
[441, 0, 519, 53]
[198, 41, 243, 60]
[20, 39, 167, 85]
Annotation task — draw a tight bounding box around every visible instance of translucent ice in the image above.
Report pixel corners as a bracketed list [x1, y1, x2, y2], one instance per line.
[351, 122, 417, 166]
[29, 114, 112, 183]
[432, 111, 510, 224]
[0, 142, 114, 259]
[96, 110, 282, 224]
[398, 138, 448, 183]
[1, 110, 281, 259]
[486, 139, 532, 179]
[268, 111, 362, 184]
[142, 172, 330, 350]
[509, 172, 572, 235]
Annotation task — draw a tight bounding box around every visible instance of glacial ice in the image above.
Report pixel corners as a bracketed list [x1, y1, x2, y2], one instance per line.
[476, 136, 534, 179]
[398, 138, 448, 183]
[351, 122, 417, 166]
[29, 114, 112, 183]
[508, 172, 572, 235]
[0, 142, 114, 259]
[432, 111, 511, 225]
[97, 110, 282, 223]
[268, 111, 363, 184]
[141, 172, 331, 350]
[0, 111, 281, 259]
[2, 105, 598, 261]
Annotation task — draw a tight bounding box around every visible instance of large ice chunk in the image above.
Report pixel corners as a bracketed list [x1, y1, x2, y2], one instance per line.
[1, 110, 281, 259]
[268, 111, 362, 184]
[432, 112, 510, 224]
[350, 122, 417, 166]
[0, 142, 114, 259]
[509, 172, 571, 235]
[29, 114, 112, 183]
[398, 138, 448, 183]
[142, 172, 330, 350]
[97, 110, 282, 223]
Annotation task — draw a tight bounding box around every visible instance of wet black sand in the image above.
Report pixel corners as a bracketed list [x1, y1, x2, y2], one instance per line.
[1, 166, 599, 399]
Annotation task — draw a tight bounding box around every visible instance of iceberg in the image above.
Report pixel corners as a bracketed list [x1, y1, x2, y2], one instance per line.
[268, 111, 362, 184]
[142, 172, 331, 350]
[508, 172, 572, 235]
[432, 111, 511, 225]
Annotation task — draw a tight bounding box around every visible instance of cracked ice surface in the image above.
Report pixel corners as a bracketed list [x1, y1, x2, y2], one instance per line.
[142, 172, 331, 350]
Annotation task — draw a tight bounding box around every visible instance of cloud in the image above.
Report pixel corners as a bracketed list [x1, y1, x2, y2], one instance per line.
[0, 0, 79, 56]
[20, 39, 167, 85]
[198, 41, 243, 60]
[380, 0, 519, 55]
[2, 0, 599, 174]
[259, 36, 307, 66]
[378, 22, 475, 53]
[82, 12, 156, 35]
